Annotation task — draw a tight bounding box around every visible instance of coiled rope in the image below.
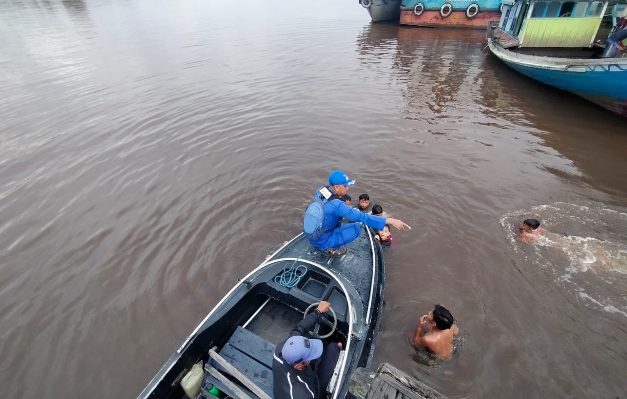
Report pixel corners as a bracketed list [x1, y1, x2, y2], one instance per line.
[274, 260, 308, 288]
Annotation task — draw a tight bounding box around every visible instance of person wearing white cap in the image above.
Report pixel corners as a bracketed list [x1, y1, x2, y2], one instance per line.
[303, 169, 411, 254]
[272, 301, 340, 399]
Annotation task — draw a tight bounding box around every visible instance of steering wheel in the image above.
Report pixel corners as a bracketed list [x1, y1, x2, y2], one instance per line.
[303, 302, 337, 339]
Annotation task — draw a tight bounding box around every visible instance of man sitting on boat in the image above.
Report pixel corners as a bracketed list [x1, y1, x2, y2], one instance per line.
[304, 170, 411, 254]
[272, 301, 341, 399]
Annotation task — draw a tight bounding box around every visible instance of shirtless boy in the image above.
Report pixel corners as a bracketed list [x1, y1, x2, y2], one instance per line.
[518, 218, 542, 242]
[412, 304, 459, 359]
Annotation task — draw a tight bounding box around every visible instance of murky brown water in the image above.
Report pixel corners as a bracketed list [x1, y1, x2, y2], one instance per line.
[1, 1, 626, 398]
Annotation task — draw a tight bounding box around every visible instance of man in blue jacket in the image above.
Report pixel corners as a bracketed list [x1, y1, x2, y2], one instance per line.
[308, 170, 411, 253]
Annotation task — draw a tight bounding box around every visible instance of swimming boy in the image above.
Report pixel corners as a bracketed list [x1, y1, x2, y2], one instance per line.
[518, 218, 542, 242]
[342, 194, 352, 206]
[412, 304, 459, 359]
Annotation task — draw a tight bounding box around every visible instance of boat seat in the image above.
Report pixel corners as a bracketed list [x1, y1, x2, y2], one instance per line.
[211, 326, 275, 397]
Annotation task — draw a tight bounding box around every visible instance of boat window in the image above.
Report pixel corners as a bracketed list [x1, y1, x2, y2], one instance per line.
[571, 2, 588, 17]
[501, 7, 511, 29]
[531, 2, 548, 17]
[586, 1, 604, 16]
[559, 1, 574, 16]
[546, 1, 562, 16]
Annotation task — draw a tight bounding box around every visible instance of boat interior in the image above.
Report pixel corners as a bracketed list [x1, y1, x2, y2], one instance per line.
[196, 262, 351, 398]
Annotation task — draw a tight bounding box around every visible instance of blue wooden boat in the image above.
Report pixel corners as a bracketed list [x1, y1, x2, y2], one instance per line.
[487, 1, 627, 118]
[359, 0, 402, 22]
[401, 0, 502, 29]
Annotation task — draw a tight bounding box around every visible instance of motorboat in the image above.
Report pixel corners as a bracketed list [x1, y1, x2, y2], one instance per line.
[139, 225, 385, 399]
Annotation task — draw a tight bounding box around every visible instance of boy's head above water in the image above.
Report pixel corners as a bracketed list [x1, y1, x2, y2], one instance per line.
[371, 204, 383, 216]
[432, 304, 454, 330]
[520, 218, 540, 233]
[358, 193, 369, 210]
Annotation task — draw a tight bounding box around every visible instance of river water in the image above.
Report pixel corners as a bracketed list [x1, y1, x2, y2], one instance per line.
[1, 0, 626, 398]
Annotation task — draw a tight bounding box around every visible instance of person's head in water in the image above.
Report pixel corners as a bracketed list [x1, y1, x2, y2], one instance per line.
[358, 193, 370, 211]
[342, 194, 351, 206]
[371, 204, 383, 216]
[520, 218, 540, 234]
[431, 304, 454, 330]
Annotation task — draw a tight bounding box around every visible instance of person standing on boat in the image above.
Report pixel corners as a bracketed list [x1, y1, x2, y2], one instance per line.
[305, 170, 411, 254]
[272, 301, 341, 399]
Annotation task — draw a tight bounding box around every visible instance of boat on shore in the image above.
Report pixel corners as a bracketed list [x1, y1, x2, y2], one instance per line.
[487, 0, 627, 118]
[139, 226, 384, 398]
[359, 0, 402, 22]
[400, 0, 502, 29]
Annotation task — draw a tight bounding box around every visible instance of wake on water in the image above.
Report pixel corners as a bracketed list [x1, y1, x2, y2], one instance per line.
[500, 202, 627, 318]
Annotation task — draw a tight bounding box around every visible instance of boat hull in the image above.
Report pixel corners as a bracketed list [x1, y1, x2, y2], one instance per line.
[488, 35, 627, 118]
[400, 0, 501, 29]
[400, 9, 501, 28]
[366, 0, 402, 22]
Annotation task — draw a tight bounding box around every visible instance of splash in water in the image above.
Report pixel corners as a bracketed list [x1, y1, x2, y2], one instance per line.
[500, 202, 627, 318]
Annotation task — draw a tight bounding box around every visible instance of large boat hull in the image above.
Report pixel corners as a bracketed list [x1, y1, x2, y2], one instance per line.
[400, 9, 500, 28]
[400, 0, 501, 29]
[488, 30, 627, 118]
[365, 0, 402, 22]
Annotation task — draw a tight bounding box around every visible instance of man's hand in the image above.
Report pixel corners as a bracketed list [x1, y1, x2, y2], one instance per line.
[317, 301, 331, 313]
[387, 218, 411, 231]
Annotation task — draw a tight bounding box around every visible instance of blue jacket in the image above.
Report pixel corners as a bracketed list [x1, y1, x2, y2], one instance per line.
[308, 187, 386, 249]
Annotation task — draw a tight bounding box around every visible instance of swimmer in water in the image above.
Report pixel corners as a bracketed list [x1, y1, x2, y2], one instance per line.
[412, 304, 459, 359]
[518, 218, 542, 242]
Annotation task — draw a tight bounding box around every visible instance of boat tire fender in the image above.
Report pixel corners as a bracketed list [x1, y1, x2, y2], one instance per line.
[466, 3, 479, 18]
[413, 3, 425, 16]
[440, 3, 453, 18]
[360, 0, 372, 8]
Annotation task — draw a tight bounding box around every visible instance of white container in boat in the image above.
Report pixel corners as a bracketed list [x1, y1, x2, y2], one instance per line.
[180, 361, 204, 398]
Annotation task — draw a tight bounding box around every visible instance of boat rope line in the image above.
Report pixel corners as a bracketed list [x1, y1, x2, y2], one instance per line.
[274, 259, 308, 288]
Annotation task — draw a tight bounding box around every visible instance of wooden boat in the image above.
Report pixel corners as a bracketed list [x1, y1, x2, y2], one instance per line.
[139, 226, 385, 399]
[359, 0, 402, 23]
[487, 1, 627, 118]
[400, 0, 502, 29]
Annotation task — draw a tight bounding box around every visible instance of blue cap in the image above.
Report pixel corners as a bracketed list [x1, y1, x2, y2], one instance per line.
[281, 336, 323, 365]
[328, 170, 355, 187]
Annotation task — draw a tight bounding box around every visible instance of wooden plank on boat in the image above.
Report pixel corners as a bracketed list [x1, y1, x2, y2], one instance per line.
[219, 343, 273, 394]
[489, 26, 520, 49]
[205, 365, 254, 399]
[208, 348, 272, 399]
[227, 326, 275, 368]
[350, 363, 448, 399]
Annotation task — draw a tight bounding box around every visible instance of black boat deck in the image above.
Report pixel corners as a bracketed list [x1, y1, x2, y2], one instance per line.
[274, 228, 377, 318]
[245, 298, 302, 344]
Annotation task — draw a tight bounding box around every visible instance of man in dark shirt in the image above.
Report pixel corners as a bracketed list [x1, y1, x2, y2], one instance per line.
[272, 301, 340, 399]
